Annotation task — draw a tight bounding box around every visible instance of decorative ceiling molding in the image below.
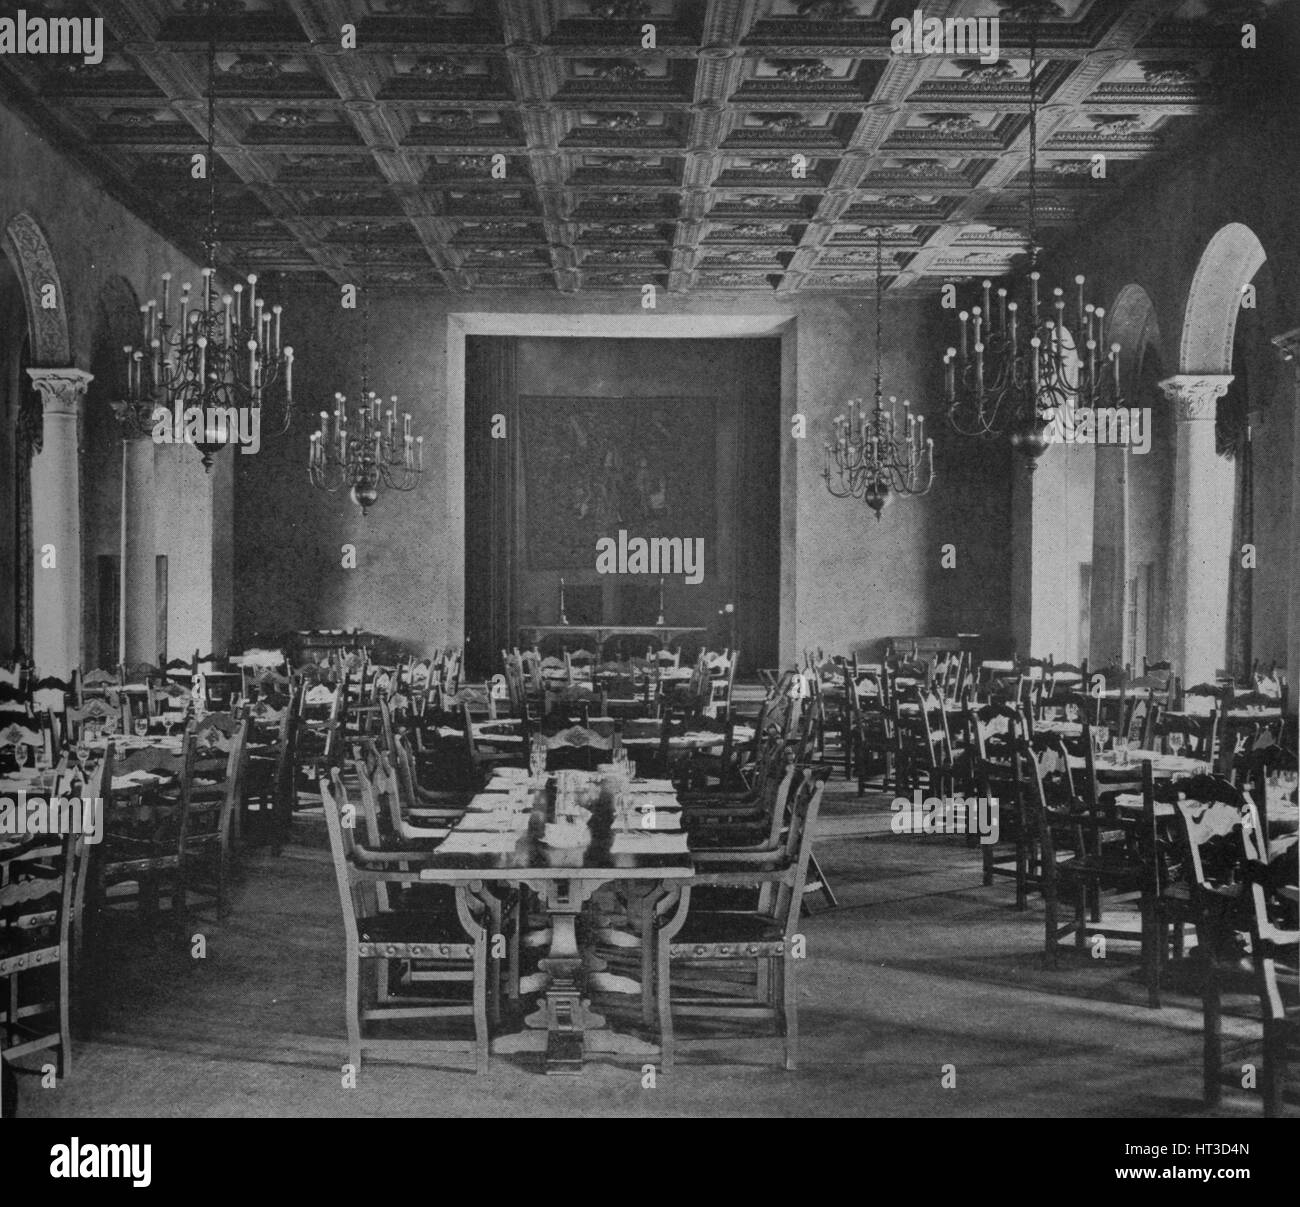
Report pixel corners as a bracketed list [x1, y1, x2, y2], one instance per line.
[0, 0, 1255, 294]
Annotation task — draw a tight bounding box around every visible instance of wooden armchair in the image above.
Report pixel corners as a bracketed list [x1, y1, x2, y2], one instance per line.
[320, 771, 489, 1075]
[652, 773, 826, 1071]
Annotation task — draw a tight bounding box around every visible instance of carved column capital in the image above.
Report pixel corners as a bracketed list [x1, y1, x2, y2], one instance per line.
[1157, 373, 1233, 421]
[25, 367, 93, 415]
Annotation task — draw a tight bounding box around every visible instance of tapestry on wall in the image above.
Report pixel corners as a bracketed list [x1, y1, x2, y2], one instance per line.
[519, 396, 716, 570]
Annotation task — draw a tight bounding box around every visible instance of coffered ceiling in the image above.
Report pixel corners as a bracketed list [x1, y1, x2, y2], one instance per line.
[0, 0, 1276, 295]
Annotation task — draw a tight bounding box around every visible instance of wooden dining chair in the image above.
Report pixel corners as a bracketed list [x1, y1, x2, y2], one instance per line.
[972, 702, 1038, 908]
[459, 703, 524, 781]
[896, 685, 958, 799]
[352, 755, 511, 1023]
[241, 688, 300, 855]
[173, 719, 250, 921]
[320, 771, 490, 1075]
[88, 737, 195, 964]
[1, 757, 102, 1081]
[1022, 745, 1150, 969]
[1179, 793, 1266, 1111]
[653, 772, 826, 1072]
[1236, 807, 1299, 1116]
[386, 737, 467, 831]
[702, 649, 738, 721]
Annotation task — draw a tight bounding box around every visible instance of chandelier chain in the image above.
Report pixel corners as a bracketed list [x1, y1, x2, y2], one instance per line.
[873, 232, 884, 408]
[1027, 15, 1038, 261]
[361, 223, 371, 399]
[205, 26, 217, 265]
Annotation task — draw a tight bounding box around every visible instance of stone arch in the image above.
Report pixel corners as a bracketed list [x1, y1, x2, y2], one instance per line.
[1107, 283, 1162, 385]
[1082, 284, 1169, 672]
[1159, 224, 1270, 685]
[1179, 222, 1267, 375]
[2, 212, 71, 366]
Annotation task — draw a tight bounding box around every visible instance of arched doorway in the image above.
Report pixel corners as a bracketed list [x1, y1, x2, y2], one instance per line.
[2, 211, 83, 675]
[1163, 222, 1268, 685]
[1087, 284, 1173, 674]
[0, 252, 32, 658]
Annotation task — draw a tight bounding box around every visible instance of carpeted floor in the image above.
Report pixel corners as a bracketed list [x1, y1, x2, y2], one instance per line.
[9, 775, 1291, 1119]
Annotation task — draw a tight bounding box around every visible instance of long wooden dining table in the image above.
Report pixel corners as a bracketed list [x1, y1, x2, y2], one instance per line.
[418, 768, 693, 1074]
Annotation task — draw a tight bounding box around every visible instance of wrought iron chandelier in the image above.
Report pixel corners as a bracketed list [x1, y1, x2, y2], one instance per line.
[823, 234, 935, 519]
[112, 17, 295, 470]
[941, 10, 1122, 464]
[307, 226, 423, 514]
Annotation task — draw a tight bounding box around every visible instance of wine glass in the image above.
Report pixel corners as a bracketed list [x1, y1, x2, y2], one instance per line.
[34, 743, 53, 789]
[1167, 729, 1185, 758]
[134, 715, 150, 739]
[14, 741, 30, 771]
[1093, 724, 1110, 759]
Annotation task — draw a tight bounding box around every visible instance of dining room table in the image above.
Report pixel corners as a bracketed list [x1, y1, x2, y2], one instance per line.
[417, 766, 692, 1074]
[1034, 719, 1084, 737]
[1066, 748, 1210, 780]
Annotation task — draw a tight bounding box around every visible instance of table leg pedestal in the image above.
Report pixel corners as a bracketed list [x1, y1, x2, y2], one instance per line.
[491, 877, 665, 1072]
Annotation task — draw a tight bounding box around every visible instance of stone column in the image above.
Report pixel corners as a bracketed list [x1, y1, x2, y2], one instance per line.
[1158, 374, 1234, 686]
[120, 435, 157, 666]
[1270, 328, 1300, 714]
[26, 368, 92, 678]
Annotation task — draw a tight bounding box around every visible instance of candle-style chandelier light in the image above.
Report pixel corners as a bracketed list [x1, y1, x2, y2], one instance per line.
[112, 17, 294, 470]
[307, 226, 423, 514]
[940, 9, 1123, 465]
[823, 233, 935, 519]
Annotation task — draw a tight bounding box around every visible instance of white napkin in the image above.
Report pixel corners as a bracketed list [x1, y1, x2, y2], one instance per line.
[541, 821, 589, 849]
[609, 831, 690, 856]
[456, 814, 526, 833]
[435, 830, 520, 856]
[112, 771, 169, 789]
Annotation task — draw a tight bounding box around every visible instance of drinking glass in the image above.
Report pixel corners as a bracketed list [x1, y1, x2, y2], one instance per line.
[1167, 730, 1185, 757]
[14, 741, 30, 770]
[134, 716, 150, 739]
[1114, 735, 1130, 766]
[1093, 725, 1110, 758]
[33, 746, 52, 790]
